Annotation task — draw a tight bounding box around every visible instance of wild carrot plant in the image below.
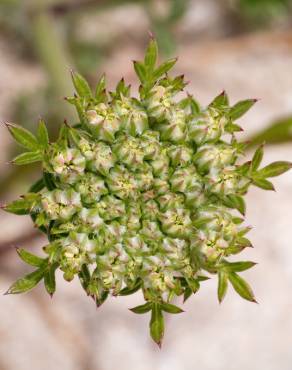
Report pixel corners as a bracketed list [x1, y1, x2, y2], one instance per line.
[3, 39, 291, 346]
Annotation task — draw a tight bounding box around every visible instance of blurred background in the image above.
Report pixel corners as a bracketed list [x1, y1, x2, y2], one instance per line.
[1, 0, 292, 369]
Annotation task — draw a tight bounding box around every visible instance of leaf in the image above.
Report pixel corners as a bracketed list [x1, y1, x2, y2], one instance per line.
[239, 161, 251, 175]
[247, 116, 292, 146]
[257, 161, 292, 178]
[133, 61, 147, 83]
[186, 277, 200, 293]
[5, 267, 45, 294]
[119, 279, 142, 296]
[67, 96, 87, 125]
[252, 177, 275, 191]
[229, 99, 257, 120]
[144, 38, 158, 70]
[6, 123, 39, 150]
[29, 178, 45, 193]
[57, 123, 69, 144]
[232, 217, 244, 224]
[221, 261, 257, 272]
[217, 270, 228, 303]
[227, 272, 256, 302]
[153, 58, 177, 80]
[236, 237, 253, 248]
[71, 71, 92, 99]
[44, 264, 58, 296]
[114, 78, 130, 98]
[130, 302, 153, 314]
[186, 95, 200, 115]
[169, 74, 187, 92]
[251, 144, 264, 171]
[95, 290, 109, 307]
[95, 74, 107, 102]
[37, 119, 49, 148]
[180, 95, 200, 115]
[4, 199, 30, 215]
[197, 275, 210, 282]
[16, 248, 46, 267]
[78, 264, 91, 293]
[225, 123, 243, 134]
[193, 217, 212, 229]
[209, 90, 229, 108]
[161, 302, 184, 314]
[4, 195, 37, 215]
[225, 194, 246, 215]
[68, 126, 84, 146]
[183, 287, 192, 302]
[12, 151, 43, 165]
[150, 303, 164, 347]
[43, 172, 56, 190]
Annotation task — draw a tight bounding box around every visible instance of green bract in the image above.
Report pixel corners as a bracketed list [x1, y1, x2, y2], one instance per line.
[3, 39, 292, 346]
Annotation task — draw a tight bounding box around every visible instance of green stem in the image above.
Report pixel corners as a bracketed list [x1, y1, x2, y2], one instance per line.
[28, 0, 77, 125]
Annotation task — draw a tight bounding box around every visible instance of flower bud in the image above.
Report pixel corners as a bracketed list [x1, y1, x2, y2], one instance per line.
[86, 103, 119, 142]
[188, 107, 228, 144]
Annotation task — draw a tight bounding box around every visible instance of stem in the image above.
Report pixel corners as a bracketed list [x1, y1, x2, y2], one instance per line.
[28, 0, 77, 125]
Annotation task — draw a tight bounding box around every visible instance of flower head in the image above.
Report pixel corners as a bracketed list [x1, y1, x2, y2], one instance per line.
[4, 39, 292, 347]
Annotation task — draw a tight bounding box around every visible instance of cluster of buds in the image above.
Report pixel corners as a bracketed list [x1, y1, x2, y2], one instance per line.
[3, 39, 292, 346]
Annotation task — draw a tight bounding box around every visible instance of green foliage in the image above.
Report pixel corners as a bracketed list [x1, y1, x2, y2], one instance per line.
[6, 123, 39, 151]
[5, 267, 46, 295]
[161, 302, 184, 314]
[37, 119, 50, 149]
[16, 248, 47, 267]
[130, 302, 153, 314]
[71, 70, 93, 99]
[217, 261, 257, 303]
[150, 303, 164, 347]
[44, 263, 58, 296]
[217, 270, 228, 303]
[229, 99, 257, 120]
[209, 90, 229, 109]
[227, 272, 256, 302]
[220, 260, 257, 272]
[251, 144, 264, 171]
[250, 158, 292, 190]
[4, 194, 39, 215]
[238, 0, 291, 28]
[12, 151, 43, 165]
[5, 122, 47, 165]
[224, 194, 246, 216]
[119, 280, 142, 296]
[248, 116, 292, 146]
[257, 161, 292, 177]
